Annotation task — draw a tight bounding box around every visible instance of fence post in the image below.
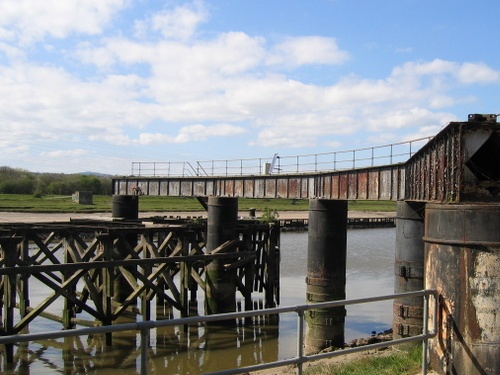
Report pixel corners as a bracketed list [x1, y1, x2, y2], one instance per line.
[422, 292, 429, 375]
[296, 309, 304, 375]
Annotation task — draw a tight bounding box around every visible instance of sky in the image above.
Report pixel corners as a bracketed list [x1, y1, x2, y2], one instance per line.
[1, 0, 499, 175]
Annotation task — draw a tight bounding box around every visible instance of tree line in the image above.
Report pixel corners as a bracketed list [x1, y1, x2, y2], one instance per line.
[0, 166, 112, 196]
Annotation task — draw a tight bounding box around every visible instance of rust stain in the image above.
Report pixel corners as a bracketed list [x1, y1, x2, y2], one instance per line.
[244, 179, 254, 197]
[288, 178, 300, 198]
[277, 178, 289, 198]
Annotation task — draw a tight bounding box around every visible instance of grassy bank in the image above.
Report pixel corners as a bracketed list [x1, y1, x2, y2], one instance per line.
[305, 346, 422, 375]
[0, 194, 396, 213]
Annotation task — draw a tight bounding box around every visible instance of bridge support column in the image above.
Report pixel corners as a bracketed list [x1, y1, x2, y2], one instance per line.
[393, 201, 425, 348]
[425, 204, 500, 375]
[205, 197, 238, 316]
[305, 199, 347, 354]
[0, 236, 22, 364]
[111, 195, 139, 310]
[112, 195, 139, 220]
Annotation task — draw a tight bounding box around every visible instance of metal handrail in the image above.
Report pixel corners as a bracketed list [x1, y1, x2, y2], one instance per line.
[130, 137, 432, 177]
[0, 289, 438, 375]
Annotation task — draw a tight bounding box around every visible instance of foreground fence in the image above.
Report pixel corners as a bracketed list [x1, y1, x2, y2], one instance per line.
[0, 289, 438, 375]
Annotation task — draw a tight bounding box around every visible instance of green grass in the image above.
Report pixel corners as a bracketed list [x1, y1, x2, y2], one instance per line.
[0, 194, 396, 213]
[305, 346, 422, 375]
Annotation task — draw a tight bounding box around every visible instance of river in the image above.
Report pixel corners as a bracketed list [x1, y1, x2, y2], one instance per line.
[1, 227, 396, 375]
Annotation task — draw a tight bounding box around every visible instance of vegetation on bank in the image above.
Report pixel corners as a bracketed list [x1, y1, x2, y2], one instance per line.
[0, 166, 397, 213]
[0, 194, 396, 213]
[305, 345, 422, 375]
[0, 166, 111, 196]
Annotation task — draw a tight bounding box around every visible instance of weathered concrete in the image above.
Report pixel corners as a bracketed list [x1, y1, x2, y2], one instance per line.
[424, 204, 500, 375]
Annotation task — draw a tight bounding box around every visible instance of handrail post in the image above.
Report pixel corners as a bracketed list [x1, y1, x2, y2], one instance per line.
[141, 327, 149, 375]
[422, 292, 429, 375]
[296, 309, 304, 375]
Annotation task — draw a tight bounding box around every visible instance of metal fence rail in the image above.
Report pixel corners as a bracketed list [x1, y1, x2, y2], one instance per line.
[0, 289, 438, 375]
[131, 137, 432, 177]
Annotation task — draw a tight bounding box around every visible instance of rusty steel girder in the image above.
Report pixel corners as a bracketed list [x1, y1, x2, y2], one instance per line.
[112, 164, 406, 201]
[405, 119, 500, 203]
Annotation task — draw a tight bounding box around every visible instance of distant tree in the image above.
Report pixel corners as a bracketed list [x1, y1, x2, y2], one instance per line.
[0, 166, 113, 195]
[0, 167, 36, 194]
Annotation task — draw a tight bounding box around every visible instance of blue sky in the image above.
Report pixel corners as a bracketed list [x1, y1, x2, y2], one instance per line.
[1, 0, 499, 175]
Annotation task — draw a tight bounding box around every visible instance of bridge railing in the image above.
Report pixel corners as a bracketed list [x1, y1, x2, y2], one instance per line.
[131, 137, 432, 177]
[131, 161, 199, 177]
[0, 289, 438, 375]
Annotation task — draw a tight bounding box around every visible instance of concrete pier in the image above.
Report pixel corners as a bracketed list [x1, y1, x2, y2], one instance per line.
[305, 199, 347, 354]
[393, 201, 425, 347]
[111, 195, 139, 305]
[205, 197, 238, 315]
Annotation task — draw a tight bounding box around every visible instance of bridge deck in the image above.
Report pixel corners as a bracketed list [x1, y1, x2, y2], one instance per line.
[113, 164, 405, 201]
[112, 118, 500, 203]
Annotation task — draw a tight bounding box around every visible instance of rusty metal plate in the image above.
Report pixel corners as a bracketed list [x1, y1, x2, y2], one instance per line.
[288, 177, 301, 198]
[243, 179, 254, 198]
[277, 178, 289, 198]
[264, 178, 276, 198]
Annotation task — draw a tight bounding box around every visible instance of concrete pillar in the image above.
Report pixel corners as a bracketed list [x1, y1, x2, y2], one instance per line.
[393, 201, 425, 347]
[205, 197, 238, 315]
[111, 195, 139, 306]
[425, 204, 500, 375]
[305, 199, 347, 354]
[112, 195, 139, 220]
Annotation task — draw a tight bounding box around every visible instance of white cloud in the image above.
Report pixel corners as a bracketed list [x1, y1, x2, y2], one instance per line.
[392, 59, 500, 85]
[138, 124, 246, 145]
[267, 36, 350, 67]
[41, 149, 88, 158]
[0, 0, 126, 44]
[457, 62, 500, 84]
[136, 1, 208, 41]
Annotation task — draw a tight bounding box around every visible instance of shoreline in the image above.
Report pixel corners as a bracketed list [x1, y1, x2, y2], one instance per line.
[0, 210, 395, 223]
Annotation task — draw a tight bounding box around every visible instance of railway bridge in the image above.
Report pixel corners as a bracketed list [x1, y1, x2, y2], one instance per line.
[1, 115, 498, 374]
[113, 114, 500, 374]
[113, 114, 500, 204]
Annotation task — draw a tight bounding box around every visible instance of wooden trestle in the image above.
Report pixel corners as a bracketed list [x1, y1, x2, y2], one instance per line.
[0, 218, 280, 338]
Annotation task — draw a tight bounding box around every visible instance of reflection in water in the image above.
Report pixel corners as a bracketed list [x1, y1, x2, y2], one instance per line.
[1, 228, 395, 374]
[1, 313, 279, 374]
